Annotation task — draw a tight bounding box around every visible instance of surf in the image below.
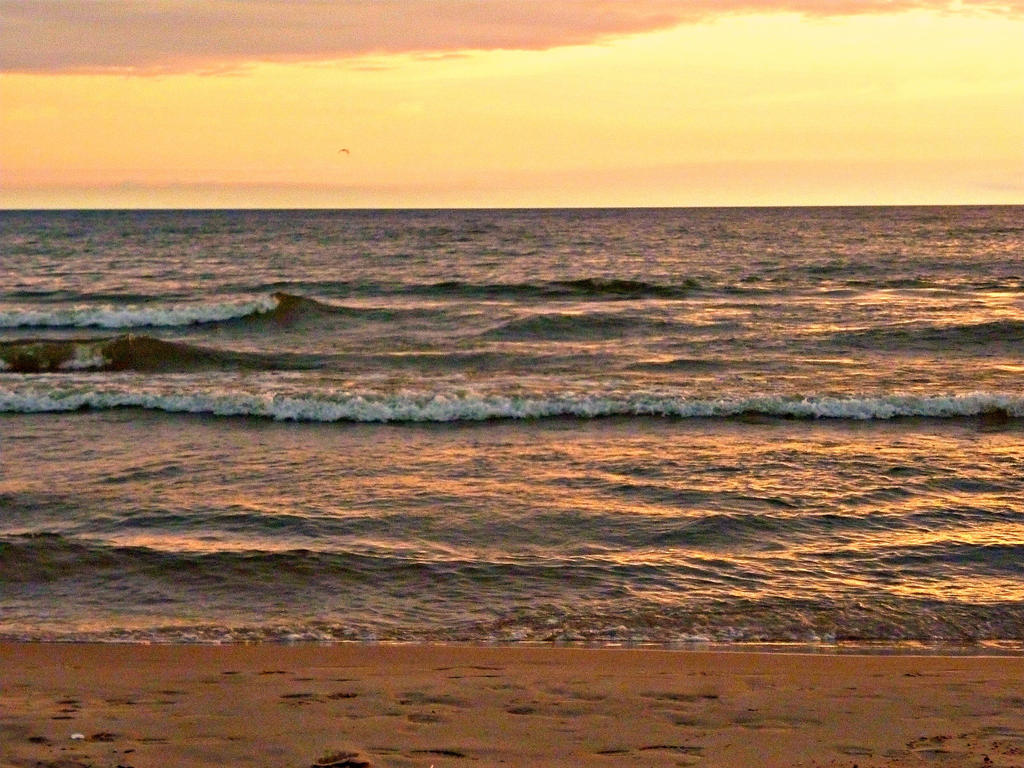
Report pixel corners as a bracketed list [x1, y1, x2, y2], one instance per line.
[1, 386, 1021, 423]
[0, 334, 321, 373]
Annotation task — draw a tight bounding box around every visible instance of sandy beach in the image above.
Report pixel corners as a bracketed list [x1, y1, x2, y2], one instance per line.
[2, 644, 1023, 768]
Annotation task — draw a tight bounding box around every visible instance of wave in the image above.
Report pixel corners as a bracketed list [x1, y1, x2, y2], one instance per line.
[0, 334, 320, 373]
[0, 279, 705, 333]
[831, 319, 1024, 349]
[0, 292, 454, 333]
[4, 289, 173, 304]
[0, 295, 280, 329]
[0, 292, 365, 331]
[246, 278, 703, 301]
[483, 311, 684, 341]
[0, 336, 601, 375]
[4, 532, 1024, 644]
[0, 534, 410, 585]
[1, 386, 1021, 423]
[625, 357, 727, 372]
[414, 277, 702, 300]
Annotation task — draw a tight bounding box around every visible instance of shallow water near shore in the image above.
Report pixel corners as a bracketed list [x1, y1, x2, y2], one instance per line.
[2, 206, 1023, 645]
[2, 409, 1022, 645]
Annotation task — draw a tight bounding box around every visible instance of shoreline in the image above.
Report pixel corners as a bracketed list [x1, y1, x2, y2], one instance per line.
[3, 638, 1024, 655]
[3, 642, 1023, 767]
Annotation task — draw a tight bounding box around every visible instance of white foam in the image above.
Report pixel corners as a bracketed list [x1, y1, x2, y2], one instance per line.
[0, 295, 279, 329]
[58, 343, 109, 371]
[0, 387, 1022, 422]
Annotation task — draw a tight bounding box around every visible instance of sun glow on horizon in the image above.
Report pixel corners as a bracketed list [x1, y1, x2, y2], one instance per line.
[2, 9, 1022, 208]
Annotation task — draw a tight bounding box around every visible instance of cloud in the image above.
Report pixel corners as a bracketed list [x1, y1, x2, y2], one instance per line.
[3, 0, 1022, 73]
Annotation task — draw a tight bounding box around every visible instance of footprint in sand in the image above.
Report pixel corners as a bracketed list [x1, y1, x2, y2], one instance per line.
[410, 748, 467, 759]
[281, 692, 321, 706]
[407, 712, 445, 723]
[639, 744, 704, 755]
[835, 744, 874, 757]
[311, 750, 372, 767]
[506, 705, 537, 715]
[398, 691, 467, 707]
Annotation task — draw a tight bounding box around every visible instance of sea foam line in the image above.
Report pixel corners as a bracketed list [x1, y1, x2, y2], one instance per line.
[0, 388, 1021, 422]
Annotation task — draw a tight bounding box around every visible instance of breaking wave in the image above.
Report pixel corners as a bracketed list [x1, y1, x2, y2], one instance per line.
[0, 295, 279, 329]
[0, 334, 320, 373]
[0, 292, 351, 330]
[1, 387, 1021, 423]
[0, 279, 705, 332]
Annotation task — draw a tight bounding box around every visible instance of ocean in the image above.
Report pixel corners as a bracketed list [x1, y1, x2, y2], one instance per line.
[1, 206, 1022, 647]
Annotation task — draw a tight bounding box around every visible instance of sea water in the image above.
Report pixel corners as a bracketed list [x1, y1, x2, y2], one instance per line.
[1, 206, 1022, 645]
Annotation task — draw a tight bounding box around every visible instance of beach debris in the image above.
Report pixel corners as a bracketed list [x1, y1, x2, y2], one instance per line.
[70, 732, 85, 740]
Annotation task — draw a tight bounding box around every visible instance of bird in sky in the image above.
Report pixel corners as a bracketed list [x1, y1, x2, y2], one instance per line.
[338, 148, 350, 155]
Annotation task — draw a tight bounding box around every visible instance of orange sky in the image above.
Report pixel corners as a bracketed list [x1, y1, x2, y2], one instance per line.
[2, 1, 1022, 208]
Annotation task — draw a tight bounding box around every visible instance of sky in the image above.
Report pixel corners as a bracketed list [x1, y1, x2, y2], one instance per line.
[1, 0, 1022, 208]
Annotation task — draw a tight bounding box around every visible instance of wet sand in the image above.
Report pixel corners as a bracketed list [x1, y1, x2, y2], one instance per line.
[2, 643, 1023, 768]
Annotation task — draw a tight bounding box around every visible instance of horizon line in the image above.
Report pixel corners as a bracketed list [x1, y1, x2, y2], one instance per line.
[3, 202, 1022, 213]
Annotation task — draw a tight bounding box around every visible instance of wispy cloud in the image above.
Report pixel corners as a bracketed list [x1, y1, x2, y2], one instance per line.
[3, 0, 1022, 73]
